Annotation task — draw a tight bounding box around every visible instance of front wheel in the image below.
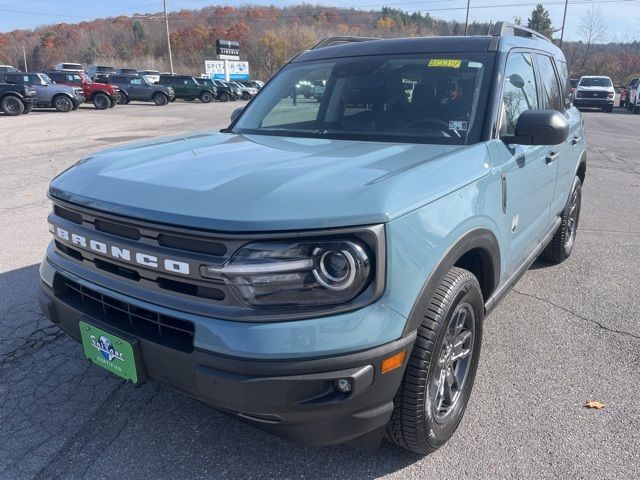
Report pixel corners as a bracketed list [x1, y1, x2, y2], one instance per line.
[217, 91, 229, 102]
[386, 267, 483, 454]
[241, 92, 250, 101]
[53, 95, 73, 112]
[200, 91, 213, 103]
[1, 95, 24, 115]
[116, 92, 127, 105]
[23, 103, 33, 114]
[541, 177, 582, 264]
[153, 92, 168, 106]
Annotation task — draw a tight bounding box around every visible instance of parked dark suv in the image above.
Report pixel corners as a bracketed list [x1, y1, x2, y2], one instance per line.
[158, 75, 216, 102]
[0, 83, 37, 115]
[107, 75, 175, 106]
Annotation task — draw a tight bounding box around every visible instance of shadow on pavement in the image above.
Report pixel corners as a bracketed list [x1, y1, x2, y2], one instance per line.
[1, 263, 420, 479]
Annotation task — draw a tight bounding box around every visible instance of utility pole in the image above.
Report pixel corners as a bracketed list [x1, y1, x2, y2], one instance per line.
[464, 0, 471, 35]
[22, 45, 28, 72]
[163, 0, 174, 74]
[559, 0, 569, 47]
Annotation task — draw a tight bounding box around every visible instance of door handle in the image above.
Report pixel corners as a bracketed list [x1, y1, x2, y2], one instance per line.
[546, 151, 559, 164]
[571, 136, 581, 146]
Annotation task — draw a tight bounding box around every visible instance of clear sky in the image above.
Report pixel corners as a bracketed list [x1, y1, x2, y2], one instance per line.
[0, 0, 637, 41]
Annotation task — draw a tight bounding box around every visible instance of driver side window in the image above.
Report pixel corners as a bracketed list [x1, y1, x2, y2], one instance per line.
[500, 52, 538, 136]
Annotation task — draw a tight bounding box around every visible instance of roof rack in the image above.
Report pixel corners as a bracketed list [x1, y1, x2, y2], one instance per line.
[490, 21, 551, 43]
[312, 36, 381, 50]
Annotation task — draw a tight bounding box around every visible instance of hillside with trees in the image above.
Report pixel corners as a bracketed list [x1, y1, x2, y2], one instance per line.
[1, 3, 638, 83]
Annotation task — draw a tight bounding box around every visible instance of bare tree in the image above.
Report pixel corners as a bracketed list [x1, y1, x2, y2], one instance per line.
[578, 5, 608, 71]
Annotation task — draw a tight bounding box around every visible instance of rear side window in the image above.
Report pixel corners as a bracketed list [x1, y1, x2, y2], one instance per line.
[500, 52, 538, 136]
[536, 54, 563, 112]
[555, 60, 571, 107]
[112, 76, 128, 83]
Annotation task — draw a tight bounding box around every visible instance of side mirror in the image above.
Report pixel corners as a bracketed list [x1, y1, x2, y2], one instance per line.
[501, 109, 569, 146]
[230, 106, 244, 122]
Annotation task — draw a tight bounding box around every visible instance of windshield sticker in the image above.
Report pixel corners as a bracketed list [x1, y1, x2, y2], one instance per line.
[428, 59, 462, 68]
[449, 120, 468, 132]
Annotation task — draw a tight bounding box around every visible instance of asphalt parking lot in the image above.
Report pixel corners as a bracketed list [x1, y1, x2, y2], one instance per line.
[1, 101, 639, 479]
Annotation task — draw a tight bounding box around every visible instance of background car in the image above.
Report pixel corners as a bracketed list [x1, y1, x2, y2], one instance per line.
[138, 70, 160, 85]
[230, 81, 257, 100]
[0, 72, 84, 112]
[210, 79, 237, 102]
[619, 87, 628, 108]
[106, 75, 174, 105]
[158, 74, 215, 103]
[54, 63, 83, 72]
[0, 83, 37, 115]
[46, 71, 118, 109]
[86, 65, 116, 80]
[573, 76, 615, 112]
[115, 68, 138, 75]
[0, 65, 21, 72]
[626, 78, 639, 110]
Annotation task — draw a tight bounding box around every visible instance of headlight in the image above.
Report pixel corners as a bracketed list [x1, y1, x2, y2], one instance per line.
[608, 92, 614, 98]
[201, 240, 373, 307]
[576, 90, 583, 98]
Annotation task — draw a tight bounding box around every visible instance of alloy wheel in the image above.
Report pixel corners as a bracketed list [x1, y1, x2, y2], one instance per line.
[429, 303, 475, 422]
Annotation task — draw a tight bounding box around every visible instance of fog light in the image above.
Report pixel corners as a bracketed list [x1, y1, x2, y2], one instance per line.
[334, 378, 352, 394]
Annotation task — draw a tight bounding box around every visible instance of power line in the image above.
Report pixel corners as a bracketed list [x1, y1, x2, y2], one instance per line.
[0, 0, 634, 24]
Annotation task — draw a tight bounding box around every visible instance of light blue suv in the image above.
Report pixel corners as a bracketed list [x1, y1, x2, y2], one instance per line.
[39, 22, 586, 454]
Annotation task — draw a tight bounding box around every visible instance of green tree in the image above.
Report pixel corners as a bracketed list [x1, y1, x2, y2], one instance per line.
[526, 4, 554, 39]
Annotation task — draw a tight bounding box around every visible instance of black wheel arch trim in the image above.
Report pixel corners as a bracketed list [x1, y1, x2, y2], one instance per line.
[576, 150, 587, 184]
[401, 227, 500, 336]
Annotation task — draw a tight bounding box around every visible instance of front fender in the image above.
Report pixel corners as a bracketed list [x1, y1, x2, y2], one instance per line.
[381, 169, 506, 335]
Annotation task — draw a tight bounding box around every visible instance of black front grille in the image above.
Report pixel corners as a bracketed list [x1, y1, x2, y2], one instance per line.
[54, 205, 83, 224]
[59, 277, 195, 352]
[581, 90, 608, 98]
[95, 219, 141, 240]
[158, 233, 227, 256]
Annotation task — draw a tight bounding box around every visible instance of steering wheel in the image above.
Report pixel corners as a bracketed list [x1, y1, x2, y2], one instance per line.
[404, 117, 462, 138]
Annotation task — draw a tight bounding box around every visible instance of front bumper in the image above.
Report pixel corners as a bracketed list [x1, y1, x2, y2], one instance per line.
[38, 257, 414, 448]
[573, 97, 614, 108]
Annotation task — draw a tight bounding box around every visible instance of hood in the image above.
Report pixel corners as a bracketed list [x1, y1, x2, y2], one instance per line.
[50, 132, 490, 232]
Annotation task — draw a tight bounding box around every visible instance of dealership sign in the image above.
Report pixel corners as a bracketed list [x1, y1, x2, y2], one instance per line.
[205, 60, 250, 81]
[216, 39, 240, 57]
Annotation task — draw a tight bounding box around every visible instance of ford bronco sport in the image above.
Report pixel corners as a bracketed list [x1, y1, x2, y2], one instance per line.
[39, 23, 586, 454]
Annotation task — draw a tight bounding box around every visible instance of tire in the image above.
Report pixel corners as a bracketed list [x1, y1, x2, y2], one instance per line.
[541, 177, 582, 264]
[153, 92, 168, 106]
[93, 92, 110, 110]
[1, 95, 24, 115]
[22, 103, 33, 114]
[386, 267, 484, 455]
[241, 92, 250, 101]
[109, 99, 116, 108]
[200, 91, 213, 103]
[606, 106, 613, 113]
[116, 92, 127, 105]
[53, 95, 74, 112]
[218, 91, 229, 102]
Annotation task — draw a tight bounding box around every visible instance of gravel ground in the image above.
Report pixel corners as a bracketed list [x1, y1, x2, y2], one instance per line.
[0, 101, 638, 480]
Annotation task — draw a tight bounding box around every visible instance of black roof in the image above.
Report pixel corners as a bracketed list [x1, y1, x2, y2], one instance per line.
[296, 36, 492, 62]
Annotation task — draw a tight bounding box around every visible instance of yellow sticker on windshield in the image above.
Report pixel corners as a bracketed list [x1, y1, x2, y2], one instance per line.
[428, 59, 462, 68]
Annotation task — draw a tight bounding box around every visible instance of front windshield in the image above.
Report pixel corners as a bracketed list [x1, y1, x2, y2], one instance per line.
[39, 73, 53, 85]
[233, 53, 493, 145]
[579, 77, 612, 87]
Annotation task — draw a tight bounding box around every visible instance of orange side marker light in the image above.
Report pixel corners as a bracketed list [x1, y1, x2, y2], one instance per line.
[381, 350, 406, 374]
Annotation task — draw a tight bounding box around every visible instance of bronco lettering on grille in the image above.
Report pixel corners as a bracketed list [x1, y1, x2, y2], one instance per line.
[54, 226, 190, 275]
